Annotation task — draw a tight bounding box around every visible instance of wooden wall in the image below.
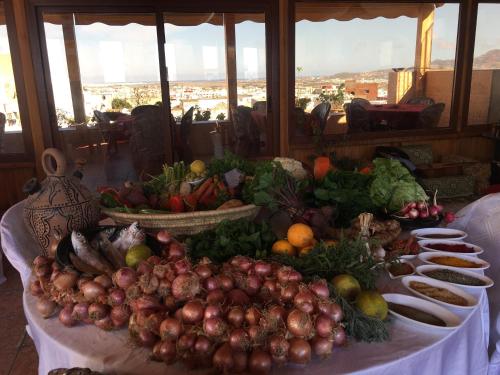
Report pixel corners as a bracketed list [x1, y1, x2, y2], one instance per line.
[0, 163, 34, 211]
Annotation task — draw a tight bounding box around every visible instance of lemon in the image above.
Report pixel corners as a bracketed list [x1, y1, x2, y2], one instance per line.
[355, 291, 388, 320]
[126, 244, 152, 268]
[332, 274, 361, 300]
[272, 240, 296, 256]
[190, 160, 206, 175]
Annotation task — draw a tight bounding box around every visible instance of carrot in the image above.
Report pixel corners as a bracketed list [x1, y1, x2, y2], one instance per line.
[199, 182, 216, 203]
[313, 156, 332, 180]
[194, 177, 213, 199]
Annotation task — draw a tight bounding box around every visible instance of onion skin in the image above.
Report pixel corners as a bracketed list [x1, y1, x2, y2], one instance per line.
[204, 304, 222, 320]
[108, 288, 126, 306]
[206, 289, 225, 305]
[33, 255, 50, 267]
[159, 317, 183, 340]
[232, 350, 248, 373]
[34, 263, 51, 278]
[30, 280, 44, 297]
[309, 279, 330, 299]
[95, 315, 114, 331]
[194, 335, 212, 355]
[266, 305, 287, 327]
[245, 306, 262, 326]
[59, 304, 76, 327]
[168, 242, 186, 260]
[135, 328, 157, 348]
[218, 275, 234, 291]
[139, 273, 160, 295]
[53, 270, 79, 291]
[204, 277, 220, 291]
[287, 309, 313, 338]
[152, 340, 177, 364]
[36, 297, 57, 318]
[212, 343, 234, 373]
[315, 314, 334, 338]
[227, 289, 250, 307]
[113, 267, 137, 290]
[94, 274, 113, 289]
[174, 259, 191, 275]
[332, 325, 347, 347]
[88, 303, 108, 321]
[194, 264, 212, 280]
[227, 307, 245, 328]
[248, 349, 272, 375]
[288, 338, 311, 365]
[177, 333, 196, 351]
[317, 300, 343, 323]
[72, 302, 90, 321]
[182, 300, 205, 324]
[110, 305, 131, 328]
[254, 261, 272, 278]
[156, 230, 172, 244]
[81, 281, 106, 301]
[136, 260, 153, 276]
[277, 266, 302, 284]
[229, 328, 251, 351]
[269, 335, 289, 358]
[310, 336, 333, 358]
[280, 282, 299, 302]
[134, 295, 163, 311]
[203, 317, 228, 338]
[171, 272, 201, 301]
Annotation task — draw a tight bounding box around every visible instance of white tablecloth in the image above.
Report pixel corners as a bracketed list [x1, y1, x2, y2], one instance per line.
[1, 201, 491, 375]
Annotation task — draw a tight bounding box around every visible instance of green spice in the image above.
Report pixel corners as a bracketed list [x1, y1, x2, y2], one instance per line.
[423, 269, 485, 286]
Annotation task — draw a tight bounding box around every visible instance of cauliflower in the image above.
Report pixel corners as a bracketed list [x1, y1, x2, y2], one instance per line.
[273, 157, 308, 180]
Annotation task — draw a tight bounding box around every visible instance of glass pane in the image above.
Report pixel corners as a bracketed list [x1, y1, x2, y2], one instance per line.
[0, 1, 25, 153]
[294, 3, 458, 137]
[468, 4, 500, 126]
[43, 13, 165, 190]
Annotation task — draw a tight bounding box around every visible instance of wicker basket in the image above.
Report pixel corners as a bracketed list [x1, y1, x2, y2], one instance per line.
[101, 204, 261, 235]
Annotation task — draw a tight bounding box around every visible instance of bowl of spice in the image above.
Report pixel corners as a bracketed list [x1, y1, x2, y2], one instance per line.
[386, 260, 415, 279]
[418, 240, 483, 256]
[416, 265, 494, 289]
[418, 251, 490, 270]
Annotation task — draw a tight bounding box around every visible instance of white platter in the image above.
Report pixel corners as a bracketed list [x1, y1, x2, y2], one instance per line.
[416, 265, 494, 289]
[418, 239, 483, 256]
[418, 251, 490, 271]
[385, 260, 415, 279]
[402, 275, 478, 309]
[411, 228, 467, 241]
[383, 293, 462, 330]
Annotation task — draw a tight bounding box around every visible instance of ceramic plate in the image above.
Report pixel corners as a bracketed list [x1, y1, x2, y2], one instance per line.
[383, 293, 461, 330]
[418, 239, 483, 256]
[402, 275, 478, 309]
[418, 251, 490, 271]
[411, 228, 467, 241]
[416, 265, 494, 289]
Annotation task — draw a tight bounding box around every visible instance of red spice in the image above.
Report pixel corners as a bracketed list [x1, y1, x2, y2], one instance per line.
[428, 243, 475, 253]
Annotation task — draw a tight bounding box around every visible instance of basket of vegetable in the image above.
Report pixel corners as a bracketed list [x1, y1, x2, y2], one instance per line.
[100, 158, 260, 234]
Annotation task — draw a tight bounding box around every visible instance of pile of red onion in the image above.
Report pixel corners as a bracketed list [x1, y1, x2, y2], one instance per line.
[30, 231, 346, 374]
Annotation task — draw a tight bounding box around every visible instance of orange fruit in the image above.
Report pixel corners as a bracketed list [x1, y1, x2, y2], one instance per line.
[272, 240, 296, 256]
[298, 245, 314, 257]
[287, 223, 314, 248]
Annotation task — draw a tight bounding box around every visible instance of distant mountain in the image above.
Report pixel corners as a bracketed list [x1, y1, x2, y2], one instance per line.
[332, 69, 391, 81]
[432, 49, 500, 69]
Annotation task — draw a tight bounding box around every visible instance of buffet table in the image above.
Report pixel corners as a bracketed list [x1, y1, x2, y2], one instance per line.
[1, 202, 491, 375]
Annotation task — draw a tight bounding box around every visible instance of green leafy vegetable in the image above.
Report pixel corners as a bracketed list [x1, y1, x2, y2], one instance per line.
[369, 158, 428, 213]
[186, 219, 277, 263]
[207, 151, 255, 177]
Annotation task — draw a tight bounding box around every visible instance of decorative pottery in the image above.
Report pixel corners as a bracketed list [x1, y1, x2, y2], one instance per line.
[23, 148, 100, 256]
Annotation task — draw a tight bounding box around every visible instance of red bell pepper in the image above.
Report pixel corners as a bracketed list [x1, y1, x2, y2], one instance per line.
[169, 195, 185, 213]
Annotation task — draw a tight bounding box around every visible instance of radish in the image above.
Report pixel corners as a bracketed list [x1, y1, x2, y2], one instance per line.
[444, 212, 456, 224]
[419, 210, 429, 219]
[429, 206, 439, 217]
[416, 201, 426, 211]
[408, 208, 419, 219]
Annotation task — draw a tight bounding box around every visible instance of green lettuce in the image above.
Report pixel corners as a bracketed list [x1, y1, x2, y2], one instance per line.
[369, 158, 428, 212]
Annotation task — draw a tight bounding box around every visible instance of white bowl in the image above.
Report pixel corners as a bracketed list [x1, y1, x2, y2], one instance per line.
[416, 265, 494, 289]
[418, 251, 490, 271]
[418, 239, 483, 256]
[383, 293, 462, 330]
[402, 275, 478, 309]
[385, 260, 415, 279]
[411, 228, 467, 241]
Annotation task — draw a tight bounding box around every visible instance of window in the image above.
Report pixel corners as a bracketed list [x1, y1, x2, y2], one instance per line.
[0, 0, 26, 154]
[468, 3, 500, 126]
[293, 2, 459, 139]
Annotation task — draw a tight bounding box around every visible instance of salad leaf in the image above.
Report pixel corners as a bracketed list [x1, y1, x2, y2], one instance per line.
[369, 158, 428, 212]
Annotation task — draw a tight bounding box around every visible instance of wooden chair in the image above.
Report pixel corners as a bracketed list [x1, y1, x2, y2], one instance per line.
[178, 107, 194, 162]
[310, 102, 331, 135]
[418, 103, 445, 128]
[0, 112, 5, 153]
[230, 105, 261, 157]
[351, 98, 371, 107]
[406, 97, 435, 106]
[252, 101, 267, 115]
[344, 102, 371, 133]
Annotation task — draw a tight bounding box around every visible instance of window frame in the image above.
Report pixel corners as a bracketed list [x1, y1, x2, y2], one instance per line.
[27, 0, 280, 159]
[288, 0, 475, 147]
[0, 0, 35, 162]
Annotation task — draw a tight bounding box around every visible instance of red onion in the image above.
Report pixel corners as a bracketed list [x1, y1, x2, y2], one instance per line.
[152, 264, 167, 279]
[247, 325, 266, 345]
[34, 263, 50, 278]
[269, 335, 289, 358]
[168, 241, 186, 260]
[309, 279, 330, 299]
[194, 264, 212, 279]
[229, 328, 250, 351]
[417, 201, 426, 211]
[113, 267, 137, 289]
[429, 206, 439, 216]
[177, 333, 196, 351]
[50, 270, 60, 282]
[30, 280, 44, 297]
[419, 210, 429, 219]
[53, 270, 79, 291]
[280, 282, 299, 302]
[194, 335, 212, 354]
[204, 304, 222, 320]
[108, 288, 126, 306]
[287, 309, 313, 338]
[171, 272, 200, 301]
[156, 229, 172, 244]
[59, 304, 76, 327]
[136, 260, 153, 276]
[206, 289, 225, 304]
[174, 258, 191, 275]
[94, 274, 113, 289]
[72, 302, 90, 321]
[233, 350, 248, 373]
[227, 307, 245, 328]
[248, 349, 272, 374]
[157, 279, 172, 298]
[135, 328, 157, 348]
[317, 301, 343, 323]
[88, 303, 108, 321]
[147, 255, 162, 265]
[262, 279, 278, 294]
[33, 255, 49, 267]
[182, 300, 204, 323]
[81, 281, 106, 301]
[77, 276, 93, 290]
[203, 317, 227, 337]
[95, 315, 114, 331]
[332, 325, 347, 347]
[245, 306, 262, 326]
[231, 256, 253, 272]
[36, 297, 57, 318]
[288, 338, 311, 365]
[160, 317, 183, 340]
[310, 335, 333, 358]
[266, 305, 287, 328]
[315, 314, 334, 338]
[139, 273, 159, 295]
[163, 295, 177, 312]
[174, 308, 183, 321]
[254, 261, 272, 278]
[134, 295, 163, 311]
[51, 261, 61, 272]
[110, 305, 131, 328]
[276, 266, 302, 284]
[218, 275, 234, 291]
[204, 277, 220, 291]
[294, 288, 316, 313]
[213, 343, 234, 373]
[144, 312, 164, 334]
[227, 289, 250, 307]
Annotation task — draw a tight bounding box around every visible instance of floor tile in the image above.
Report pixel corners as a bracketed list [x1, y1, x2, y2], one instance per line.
[8, 337, 38, 375]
